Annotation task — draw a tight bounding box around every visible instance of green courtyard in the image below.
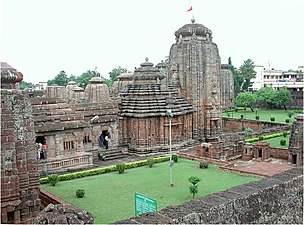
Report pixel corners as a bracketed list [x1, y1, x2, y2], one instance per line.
[41, 159, 260, 224]
[222, 108, 303, 123]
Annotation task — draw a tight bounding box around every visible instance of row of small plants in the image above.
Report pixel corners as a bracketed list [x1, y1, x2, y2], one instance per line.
[238, 115, 291, 123]
[245, 131, 290, 146]
[40, 155, 175, 185]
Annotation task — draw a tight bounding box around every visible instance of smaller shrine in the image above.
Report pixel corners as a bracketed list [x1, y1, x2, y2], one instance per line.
[118, 58, 195, 153]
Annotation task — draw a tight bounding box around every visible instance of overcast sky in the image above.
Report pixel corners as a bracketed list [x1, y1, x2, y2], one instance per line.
[1, 0, 303, 83]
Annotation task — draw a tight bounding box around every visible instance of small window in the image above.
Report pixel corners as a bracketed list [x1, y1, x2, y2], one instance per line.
[83, 135, 91, 143]
[64, 141, 75, 150]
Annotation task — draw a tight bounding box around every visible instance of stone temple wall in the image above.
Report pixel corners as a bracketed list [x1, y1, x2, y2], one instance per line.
[1, 89, 40, 223]
[116, 167, 303, 224]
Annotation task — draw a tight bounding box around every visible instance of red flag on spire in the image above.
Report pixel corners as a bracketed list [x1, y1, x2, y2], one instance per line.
[186, 6, 192, 12]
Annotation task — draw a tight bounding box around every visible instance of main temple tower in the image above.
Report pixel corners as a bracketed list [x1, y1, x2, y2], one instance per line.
[168, 19, 222, 141]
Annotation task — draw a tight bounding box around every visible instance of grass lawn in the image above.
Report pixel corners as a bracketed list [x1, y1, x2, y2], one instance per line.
[251, 135, 290, 149]
[222, 108, 302, 123]
[41, 159, 261, 224]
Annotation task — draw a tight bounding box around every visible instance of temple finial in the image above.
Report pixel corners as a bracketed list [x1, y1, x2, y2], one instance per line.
[191, 16, 195, 23]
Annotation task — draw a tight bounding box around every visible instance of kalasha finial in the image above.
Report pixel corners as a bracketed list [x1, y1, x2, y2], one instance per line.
[191, 16, 195, 23]
[145, 57, 149, 62]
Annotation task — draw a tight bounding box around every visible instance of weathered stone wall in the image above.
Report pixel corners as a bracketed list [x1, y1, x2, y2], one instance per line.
[115, 168, 303, 224]
[222, 118, 290, 132]
[220, 64, 235, 109]
[269, 147, 288, 159]
[1, 89, 40, 224]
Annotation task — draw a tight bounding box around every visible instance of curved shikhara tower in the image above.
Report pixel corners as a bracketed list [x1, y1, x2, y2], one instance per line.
[168, 19, 222, 141]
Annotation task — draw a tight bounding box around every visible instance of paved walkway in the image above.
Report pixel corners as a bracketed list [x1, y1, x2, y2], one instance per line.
[232, 159, 295, 176]
[179, 148, 295, 177]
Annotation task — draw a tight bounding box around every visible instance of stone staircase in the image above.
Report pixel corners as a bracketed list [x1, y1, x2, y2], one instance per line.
[98, 148, 128, 161]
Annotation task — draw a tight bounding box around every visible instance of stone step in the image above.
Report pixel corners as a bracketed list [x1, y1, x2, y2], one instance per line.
[98, 149, 128, 161]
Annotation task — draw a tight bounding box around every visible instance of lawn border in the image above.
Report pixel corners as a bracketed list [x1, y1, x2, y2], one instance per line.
[244, 131, 290, 143]
[40, 155, 172, 184]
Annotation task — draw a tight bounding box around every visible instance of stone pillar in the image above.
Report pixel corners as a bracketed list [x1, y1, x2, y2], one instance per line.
[288, 114, 303, 166]
[1, 63, 40, 224]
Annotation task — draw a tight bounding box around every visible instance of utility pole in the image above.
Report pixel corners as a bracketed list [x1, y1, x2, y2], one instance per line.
[166, 109, 174, 187]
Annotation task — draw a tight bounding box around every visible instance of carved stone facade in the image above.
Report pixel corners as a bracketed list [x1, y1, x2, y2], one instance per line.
[1, 63, 40, 224]
[32, 78, 119, 174]
[288, 114, 303, 166]
[168, 19, 222, 141]
[118, 58, 195, 153]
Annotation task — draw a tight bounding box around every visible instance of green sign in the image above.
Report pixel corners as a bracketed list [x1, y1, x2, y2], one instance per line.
[135, 192, 157, 216]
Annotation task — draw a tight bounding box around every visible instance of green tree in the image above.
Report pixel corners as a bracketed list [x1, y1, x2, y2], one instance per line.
[270, 87, 292, 110]
[76, 70, 96, 88]
[108, 66, 126, 86]
[257, 87, 275, 108]
[235, 92, 257, 112]
[47, 70, 69, 86]
[239, 59, 256, 92]
[228, 57, 241, 96]
[188, 176, 201, 198]
[19, 81, 33, 90]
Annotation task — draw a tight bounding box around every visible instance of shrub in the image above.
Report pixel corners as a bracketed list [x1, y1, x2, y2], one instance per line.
[255, 115, 260, 120]
[47, 174, 59, 186]
[258, 136, 264, 141]
[116, 163, 126, 174]
[189, 185, 198, 198]
[287, 111, 294, 118]
[234, 108, 238, 112]
[76, 189, 85, 198]
[280, 139, 287, 146]
[227, 113, 230, 117]
[188, 176, 201, 186]
[199, 161, 209, 169]
[172, 154, 178, 163]
[188, 176, 201, 198]
[283, 132, 288, 137]
[147, 158, 155, 168]
[240, 115, 244, 119]
[285, 119, 290, 123]
[270, 117, 275, 122]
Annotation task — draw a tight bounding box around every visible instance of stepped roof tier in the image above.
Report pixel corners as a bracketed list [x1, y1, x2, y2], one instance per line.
[119, 58, 195, 118]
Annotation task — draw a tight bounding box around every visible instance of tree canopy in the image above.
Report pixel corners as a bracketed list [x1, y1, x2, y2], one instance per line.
[108, 66, 126, 86]
[229, 57, 256, 95]
[47, 71, 70, 86]
[256, 86, 292, 110]
[19, 81, 33, 90]
[235, 92, 257, 112]
[238, 59, 256, 92]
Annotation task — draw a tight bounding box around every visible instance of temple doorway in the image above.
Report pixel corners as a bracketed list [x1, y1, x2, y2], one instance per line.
[258, 149, 262, 158]
[35, 136, 46, 160]
[292, 154, 297, 164]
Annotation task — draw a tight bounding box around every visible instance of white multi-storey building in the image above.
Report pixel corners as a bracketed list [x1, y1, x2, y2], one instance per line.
[251, 66, 304, 92]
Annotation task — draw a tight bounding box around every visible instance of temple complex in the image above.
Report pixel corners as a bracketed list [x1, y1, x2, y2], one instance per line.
[1, 18, 303, 224]
[1, 63, 40, 224]
[168, 18, 223, 141]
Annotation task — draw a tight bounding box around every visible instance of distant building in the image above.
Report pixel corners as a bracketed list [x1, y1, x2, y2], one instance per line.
[251, 66, 304, 92]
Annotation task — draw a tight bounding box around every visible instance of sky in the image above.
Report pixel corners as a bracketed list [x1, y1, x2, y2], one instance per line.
[1, 0, 303, 83]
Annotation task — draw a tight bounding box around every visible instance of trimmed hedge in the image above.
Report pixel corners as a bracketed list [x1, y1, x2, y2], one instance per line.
[40, 155, 171, 184]
[245, 131, 290, 143]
